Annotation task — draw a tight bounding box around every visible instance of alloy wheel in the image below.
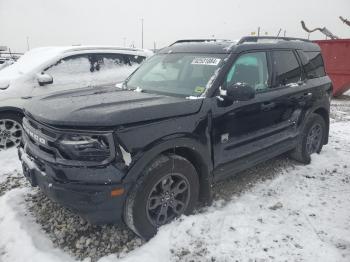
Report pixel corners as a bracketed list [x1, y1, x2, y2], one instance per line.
[306, 123, 323, 155]
[146, 173, 190, 226]
[0, 119, 23, 150]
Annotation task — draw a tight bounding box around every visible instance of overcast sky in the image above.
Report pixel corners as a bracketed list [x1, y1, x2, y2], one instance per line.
[0, 0, 349, 52]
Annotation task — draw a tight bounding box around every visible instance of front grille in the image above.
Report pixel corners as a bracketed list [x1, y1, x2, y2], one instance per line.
[22, 116, 116, 167]
[22, 117, 60, 160]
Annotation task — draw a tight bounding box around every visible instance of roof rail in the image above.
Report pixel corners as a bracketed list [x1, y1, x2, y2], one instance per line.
[237, 36, 312, 44]
[170, 39, 231, 46]
[64, 46, 145, 53]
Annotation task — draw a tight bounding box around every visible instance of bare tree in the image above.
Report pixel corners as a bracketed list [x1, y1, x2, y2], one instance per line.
[300, 21, 339, 39]
[339, 16, 350, 27]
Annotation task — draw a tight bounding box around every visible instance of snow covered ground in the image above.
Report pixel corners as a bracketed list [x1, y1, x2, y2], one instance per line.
[0, 96, 349, 262]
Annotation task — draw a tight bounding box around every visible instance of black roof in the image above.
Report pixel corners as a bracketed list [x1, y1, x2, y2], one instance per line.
[159, 37, 320, 54]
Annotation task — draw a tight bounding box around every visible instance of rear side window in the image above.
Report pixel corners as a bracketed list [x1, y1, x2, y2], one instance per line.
[298, 51, 326, 78]
[272, 50, 302, 86]
[92, 53, 129, 72]
[89, 53, 142, 85]
[127, 55, 146, 65]
[92, 54, 146, 71]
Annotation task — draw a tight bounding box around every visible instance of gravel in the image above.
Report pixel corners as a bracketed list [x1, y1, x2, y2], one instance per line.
[0, 170, 28, 197]
[25, 191, 144, 261]
[0, 95, 348, 261]
[0, 154, 294, 261]
[330, 94, 350, 122]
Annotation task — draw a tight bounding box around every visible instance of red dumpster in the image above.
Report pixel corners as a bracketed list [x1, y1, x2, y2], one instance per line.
[314, 39, 350, 97]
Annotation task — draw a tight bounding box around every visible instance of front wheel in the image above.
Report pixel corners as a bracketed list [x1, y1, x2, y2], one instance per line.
[290, 113, 326, 164]
[0, 112, 23, 151]
[124, 154, 199, 239]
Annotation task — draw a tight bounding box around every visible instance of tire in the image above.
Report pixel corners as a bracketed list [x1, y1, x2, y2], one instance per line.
[124, 154, 199, 240]
[290, 113, 326, 164]
[0, 112, 23, 151]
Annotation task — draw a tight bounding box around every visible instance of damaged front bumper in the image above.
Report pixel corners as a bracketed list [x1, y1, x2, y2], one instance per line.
[18, 146, 130, 224]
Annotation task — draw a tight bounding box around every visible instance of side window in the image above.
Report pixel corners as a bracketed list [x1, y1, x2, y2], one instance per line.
[92, 53, 127, 72]
[225, 52, 269, 92]
[89, 53, 139, 85]
[127, 55, 146, 65]
[299, 51, 326, 78]
[44, 55, 91, 86]
[272, 50, 302, 86]
[45, 55, 90, 75]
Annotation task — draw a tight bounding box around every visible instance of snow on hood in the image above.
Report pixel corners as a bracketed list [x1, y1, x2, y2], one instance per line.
[25, 87, 203, 127]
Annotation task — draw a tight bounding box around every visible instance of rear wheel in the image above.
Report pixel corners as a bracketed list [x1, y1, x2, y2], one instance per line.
[0, 112, 23, 151]
[290, 113, 326, 164]
[124, 154, 199, 239]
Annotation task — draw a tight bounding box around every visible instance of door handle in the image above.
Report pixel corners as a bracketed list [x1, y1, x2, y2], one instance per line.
[302, 92, 313, 100]
[261, 102, 275, 111]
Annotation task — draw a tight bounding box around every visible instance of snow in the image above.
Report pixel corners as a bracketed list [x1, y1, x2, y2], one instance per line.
[0, 188, 76, 262]
[185, 96, 205, 100]
[0, 148, 21, 183]
[0, 99, 350, 261]
[0, 47, 67, 78]
[116, 122, 350, 262]
[0, 46, 152, 79]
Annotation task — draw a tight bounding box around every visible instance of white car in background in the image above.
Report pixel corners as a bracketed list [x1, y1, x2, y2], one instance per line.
[0, 46, 153, 150]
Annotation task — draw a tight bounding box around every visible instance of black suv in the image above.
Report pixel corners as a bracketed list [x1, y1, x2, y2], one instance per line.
[18, 37, 332, 239]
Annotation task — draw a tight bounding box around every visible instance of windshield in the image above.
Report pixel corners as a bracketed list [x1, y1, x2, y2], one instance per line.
[125, 53, 227, 97]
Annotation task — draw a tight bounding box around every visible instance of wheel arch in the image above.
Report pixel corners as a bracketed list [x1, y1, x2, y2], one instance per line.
[313, 107, 329, 144]
[123, 137, 213, 204]
[0, 106, 24, 117]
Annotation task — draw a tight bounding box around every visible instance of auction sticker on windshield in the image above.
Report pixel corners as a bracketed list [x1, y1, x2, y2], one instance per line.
[191, 57, 221, 66]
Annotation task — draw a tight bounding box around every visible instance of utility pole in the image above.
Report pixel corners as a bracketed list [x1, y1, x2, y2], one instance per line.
[283, 30, 286, 37]
[26, 36, 30, 51]
[257, 27, 260, 37]
[141, 18, 144, 49]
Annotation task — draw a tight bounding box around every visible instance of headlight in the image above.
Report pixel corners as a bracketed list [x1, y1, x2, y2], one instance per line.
[58, 134, 112, 162]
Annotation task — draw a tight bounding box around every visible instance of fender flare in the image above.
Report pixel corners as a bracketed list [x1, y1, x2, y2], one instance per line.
[0, 106, 24, 115]
[122, 136, 213, 204]
[298, 105, 330, 144]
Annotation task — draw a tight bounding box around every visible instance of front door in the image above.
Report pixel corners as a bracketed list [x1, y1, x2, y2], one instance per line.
[212, 50, 302, 180]
[31, 54, 94, 97]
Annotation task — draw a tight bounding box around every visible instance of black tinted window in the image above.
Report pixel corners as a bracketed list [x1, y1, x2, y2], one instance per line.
[299, 51, 326, 78]
[272, 51, 302, 86]
[127, 55, 146, 65]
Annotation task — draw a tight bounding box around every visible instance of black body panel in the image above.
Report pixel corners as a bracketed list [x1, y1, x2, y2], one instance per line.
[25, 86, 203, 128]
[19, 37, 332, 225]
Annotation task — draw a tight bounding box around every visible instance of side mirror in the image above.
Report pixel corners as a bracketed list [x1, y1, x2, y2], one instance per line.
[221, 83, 255, 101]
[36, 73, 53, 86]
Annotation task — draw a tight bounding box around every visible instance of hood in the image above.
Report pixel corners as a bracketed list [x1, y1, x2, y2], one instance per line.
[0, 62, 25, 90]
[0, 75, 18, 90]
[25, 86, 203, 128]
